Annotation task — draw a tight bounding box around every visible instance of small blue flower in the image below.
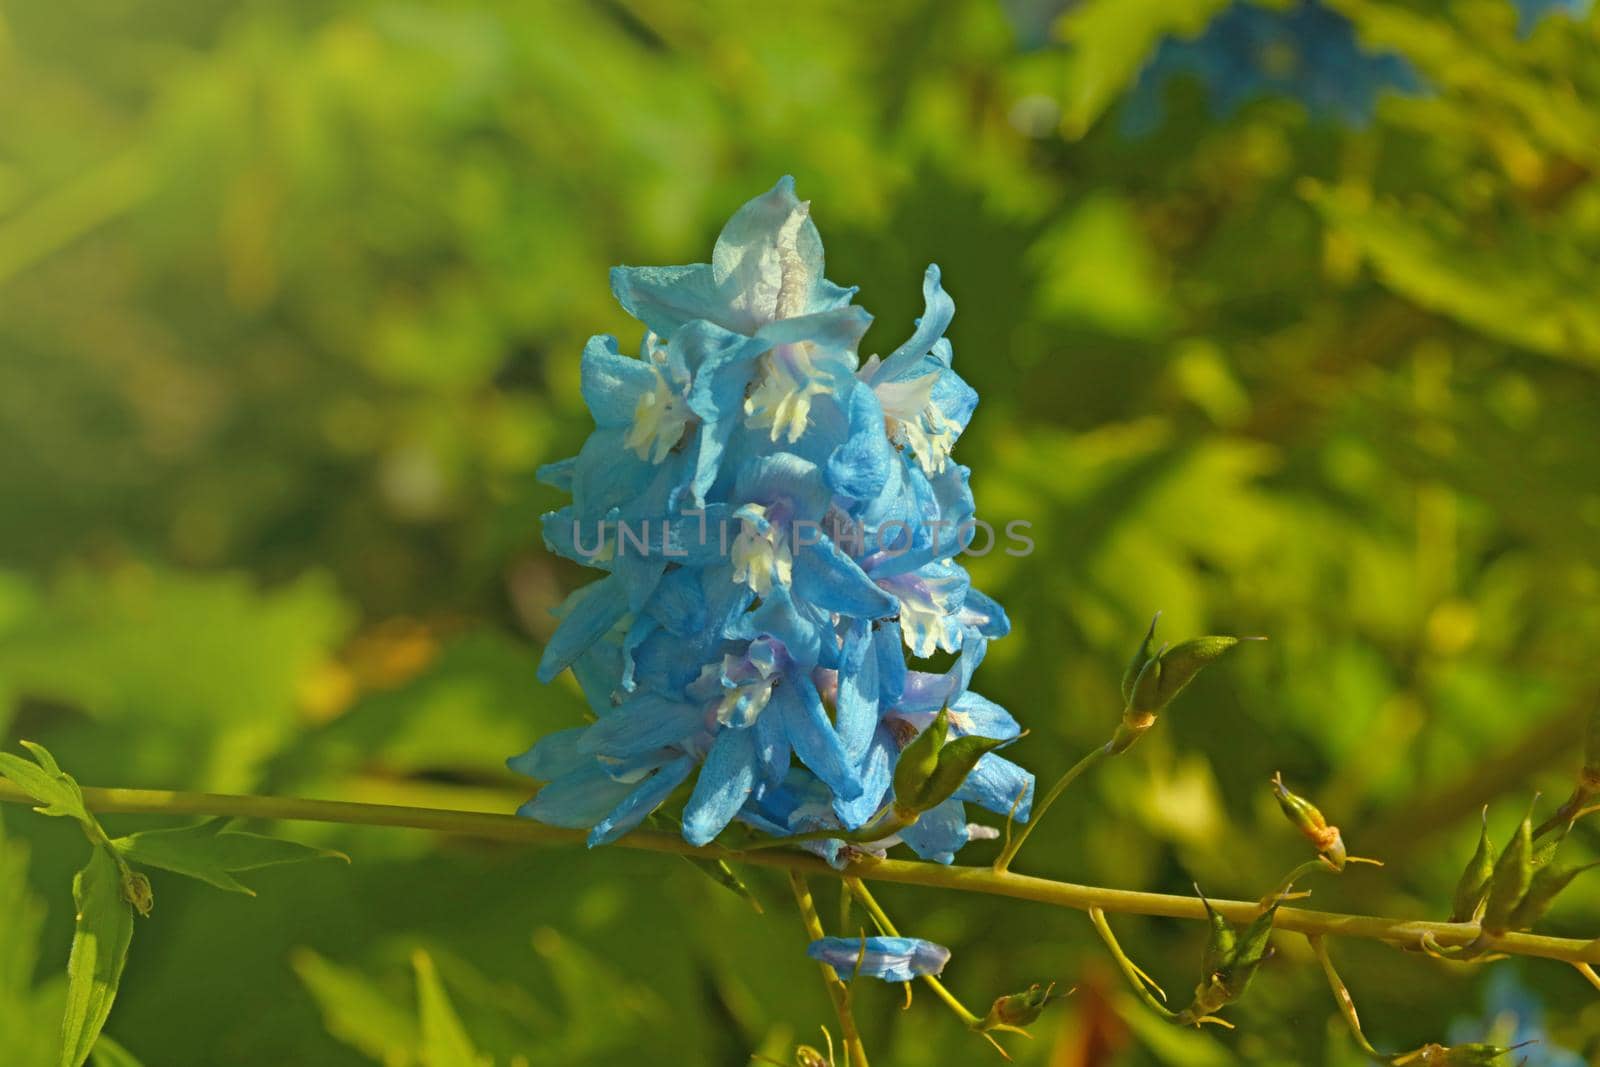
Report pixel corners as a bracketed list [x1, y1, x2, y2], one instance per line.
[806, 936, 952, 983]
[1123, 0, 1422, 133]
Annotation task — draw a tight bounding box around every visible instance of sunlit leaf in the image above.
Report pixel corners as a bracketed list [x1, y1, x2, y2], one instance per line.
[60, 848, 134, 1067]
[413, 950, 488, 1067]
[291, 949, 420, 1066]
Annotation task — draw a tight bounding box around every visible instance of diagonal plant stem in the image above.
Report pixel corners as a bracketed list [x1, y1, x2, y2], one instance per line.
[3, 781, 1599, 965]
[790, 871, 870, 1067]
[1087, 906, 1181, 1022]
[992, 743, 1108, 873]
[1308, 933, 1389, 1063]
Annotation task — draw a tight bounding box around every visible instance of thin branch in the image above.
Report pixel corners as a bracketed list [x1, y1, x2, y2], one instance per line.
[992, 743, 1107, 873]
[4, 782, 1599, 965]
[790, 872, 870, 1067]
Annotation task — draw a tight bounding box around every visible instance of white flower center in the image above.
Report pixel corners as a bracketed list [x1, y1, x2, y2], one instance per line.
[730, 504, 794, 597]
[624, 364, 693, 464]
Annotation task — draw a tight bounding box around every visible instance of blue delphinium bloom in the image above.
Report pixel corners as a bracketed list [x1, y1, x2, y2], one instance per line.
[511, 177, 1031, 860]
[1122, 0, 1422, 133]
[806, 937, 952, 983]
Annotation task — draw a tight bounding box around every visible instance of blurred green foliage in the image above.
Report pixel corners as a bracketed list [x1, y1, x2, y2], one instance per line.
[2, 1, 1599, 1064]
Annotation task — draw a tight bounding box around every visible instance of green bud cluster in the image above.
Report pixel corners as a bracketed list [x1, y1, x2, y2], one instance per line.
[1452, 795, 1597, 937]
[891, 707, 1010, 819]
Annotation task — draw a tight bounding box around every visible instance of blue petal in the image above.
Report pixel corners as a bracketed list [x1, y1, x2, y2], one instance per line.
[793, 535, 897, 619]
[589, 754, 697, 846]
[753, 702, 793, 787]
[828, 383, 894, 508]
[834, 621, 880, 763]
[578, 692, 707, 758]
[832, 725, 894, 830]
[682, 726, 759, 846]
[610, 263, 722, 338]
[536, 456, 575, 491]
[537, 576, 629, 683]
[579, 334, 655, 427]
[518, 765, 635, 829]
[954, 753, 1035, 822]
[777, 671, 862, 801]
[875, 264, 955, 382]
[712, 175, 824, 332]
[899, 798, 969, 865]
[507, 726, 589, 781]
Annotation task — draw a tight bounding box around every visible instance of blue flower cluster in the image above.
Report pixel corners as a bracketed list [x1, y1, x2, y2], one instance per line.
[511, 178, 1032, 865]
[1122, 0, 1422, 132]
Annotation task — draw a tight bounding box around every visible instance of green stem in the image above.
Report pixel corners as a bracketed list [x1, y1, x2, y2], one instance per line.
[1087, 906, 1181, 1022]
[1260, 858, 1331, 911]
[791, 872, 870, 1067]
[992, 743, 1109, 873]
[844, 878, 984, 1029]
[1307, 934, 1391, 1064]
[4, 781, 1599, 964]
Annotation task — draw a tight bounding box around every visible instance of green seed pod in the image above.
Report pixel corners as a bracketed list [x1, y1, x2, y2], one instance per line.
[1479, 800, 1535, 935]
[1447, 807, 1497, 924]
[1506, 858, 1600, 931]
[1120, 614, 1161, 706]
[979, 982, 1062, 1031]
[891, 707, 949, 813]
[1128, 636, 1251, 715]
[1406, 1041, 1530, 1065]
[1126, 643, 1170, 715]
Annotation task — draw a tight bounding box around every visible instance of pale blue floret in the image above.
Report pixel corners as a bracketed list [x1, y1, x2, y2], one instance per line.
[806, 936, 952, 983]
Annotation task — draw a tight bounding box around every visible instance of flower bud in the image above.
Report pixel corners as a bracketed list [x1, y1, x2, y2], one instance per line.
[1270, 772, 1348, 869]
[1480, 799, 1535, 936]
[1181, 892, 1277, 1023]
[1447, 807, 1497, 924]
[121, 867, 154, 918]
[794, 1046, 829, 1067]
[978, 981, 1064, 1031]
[891, 708, 1009, 817]
[1197, 888, 1236, 979]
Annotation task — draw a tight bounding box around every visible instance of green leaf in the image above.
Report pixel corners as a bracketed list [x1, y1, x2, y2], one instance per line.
[292, 949, 420, 1066]
[60, 847, 134, 1067]
[110, 820, 347, 897]
[87, 1036, 144, 1067]
[0, 742, 98, 836]
[413, 950, 486, 1067]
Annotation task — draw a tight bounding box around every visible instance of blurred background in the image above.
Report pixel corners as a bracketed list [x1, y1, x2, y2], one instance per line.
[2, 1, 1598, 1064]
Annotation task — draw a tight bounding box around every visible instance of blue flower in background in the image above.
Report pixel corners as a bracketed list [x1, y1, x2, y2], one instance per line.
[512, 178, 1031, 860]
[1447, 969, 1585, 1067]
[1514, 0, 1593, 34]
[806, 937, 952, 983]
[1122, 0, 1422, 132]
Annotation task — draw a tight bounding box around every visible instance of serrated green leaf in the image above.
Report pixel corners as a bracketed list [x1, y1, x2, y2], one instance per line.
[60, 847, 134, 1067]
[110, 820, 347, 896]
[0, 745, 96, 835]
[413, 950, 486, 1067]
[87, 1035, 143, 1067]
[292, 949, 420, 1066]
